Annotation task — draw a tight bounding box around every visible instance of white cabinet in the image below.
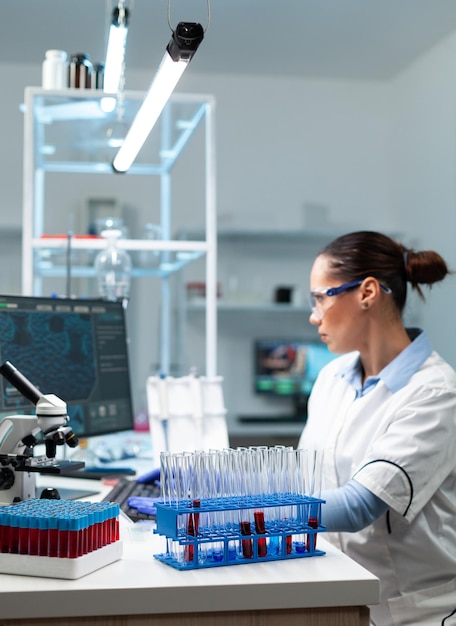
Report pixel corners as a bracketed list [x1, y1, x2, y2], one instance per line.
[21, 87, 218, 385]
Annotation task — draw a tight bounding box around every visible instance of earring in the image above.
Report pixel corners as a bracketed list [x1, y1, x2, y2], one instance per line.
[362, 302, 369, 309]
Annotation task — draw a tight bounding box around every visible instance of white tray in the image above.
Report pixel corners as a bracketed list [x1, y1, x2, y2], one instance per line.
[0, 540, 123, 579]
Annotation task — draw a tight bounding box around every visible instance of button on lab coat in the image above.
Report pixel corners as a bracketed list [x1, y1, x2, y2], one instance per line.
[298, 350, 456, 626]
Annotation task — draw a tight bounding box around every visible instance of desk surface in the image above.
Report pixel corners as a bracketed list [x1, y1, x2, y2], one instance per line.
[0, 476, 380, 622]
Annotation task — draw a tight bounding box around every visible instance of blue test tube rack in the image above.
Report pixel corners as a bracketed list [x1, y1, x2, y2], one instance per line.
[153, 493, 326, 570]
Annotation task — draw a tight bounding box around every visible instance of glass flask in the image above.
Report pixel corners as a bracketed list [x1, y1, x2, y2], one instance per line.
[94, 229, 132, 301]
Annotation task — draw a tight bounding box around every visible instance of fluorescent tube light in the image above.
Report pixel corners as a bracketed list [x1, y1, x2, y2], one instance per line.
[104, 3, 129, 94]
[101, 2, 129, 113]
[112, 22, 204, 173]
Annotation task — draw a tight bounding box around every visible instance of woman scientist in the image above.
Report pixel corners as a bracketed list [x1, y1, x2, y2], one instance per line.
[298, 231, 456, 626]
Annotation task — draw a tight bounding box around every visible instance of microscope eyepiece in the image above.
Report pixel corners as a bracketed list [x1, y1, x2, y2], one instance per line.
[0, 361, 42, 405]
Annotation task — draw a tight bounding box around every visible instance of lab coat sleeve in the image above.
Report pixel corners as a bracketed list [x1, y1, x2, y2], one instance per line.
[321, 479, 389, 532]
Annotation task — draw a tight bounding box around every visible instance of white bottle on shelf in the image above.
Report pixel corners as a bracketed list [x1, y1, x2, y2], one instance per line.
[94, 229, 132, 302]
[42, 49, 68, 89]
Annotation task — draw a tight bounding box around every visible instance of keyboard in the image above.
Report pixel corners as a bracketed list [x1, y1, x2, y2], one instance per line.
[102, 477, 161, 522]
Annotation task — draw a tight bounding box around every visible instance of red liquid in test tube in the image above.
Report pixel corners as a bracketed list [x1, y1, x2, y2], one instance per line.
[184, 499, 200, 563]
[113, 516, 119, 542]
[58, 522, 69, 559]
[18, 518, 29, 555]
[48, 517, 59, 557]
[240, 520, 253, 558]
[306, 503, 319, 552]
[281, 518, 292, 555]
[286, 533, 293, 555]
[28, 519, 39, 556]
[0, 519, 7, 553]
[9, 516, 19, 554]
[254, 511, 267, 557]
[68, 528, 79, 558]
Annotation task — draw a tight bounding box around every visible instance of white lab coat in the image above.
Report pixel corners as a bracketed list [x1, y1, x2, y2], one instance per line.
[298, 349, 456, 626]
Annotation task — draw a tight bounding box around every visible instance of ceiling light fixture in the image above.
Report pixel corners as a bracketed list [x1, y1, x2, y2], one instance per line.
[112, 21, 204, 173]
[104, 1, 129, 93]
[101, 1, 129, 113]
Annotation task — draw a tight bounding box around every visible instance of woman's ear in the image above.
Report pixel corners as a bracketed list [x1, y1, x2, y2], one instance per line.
[359, 277, 379, 309]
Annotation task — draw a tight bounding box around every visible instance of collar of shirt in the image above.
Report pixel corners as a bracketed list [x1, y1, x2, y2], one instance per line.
[338, 328, 432, 397]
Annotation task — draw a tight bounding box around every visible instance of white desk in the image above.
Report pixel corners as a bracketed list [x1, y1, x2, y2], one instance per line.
[0, 476, 379, 626]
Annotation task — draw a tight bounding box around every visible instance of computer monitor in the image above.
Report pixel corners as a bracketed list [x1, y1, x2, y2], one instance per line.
[254, 338, 337, 419]
[0, 294, 134, 438]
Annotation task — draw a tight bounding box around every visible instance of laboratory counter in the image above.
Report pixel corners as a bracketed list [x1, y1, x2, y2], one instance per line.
[0, 476, 380, 626]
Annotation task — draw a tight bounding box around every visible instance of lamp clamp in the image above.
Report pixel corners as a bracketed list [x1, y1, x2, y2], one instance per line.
[167, 22, 204, 62]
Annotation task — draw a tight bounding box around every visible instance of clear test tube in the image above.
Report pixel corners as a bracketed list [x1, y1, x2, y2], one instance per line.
[205, 448, 225, 567]
[160, 451, 173, 505]
[159, 451, 178, 557]
[236, 446, 253, 498]
[280, 447, 296, 555]
[220, 448, 238, 533]
[236, 447, 254, 557]
[249, 446, 268, 557]
[270, 445, 291, 554]
[304, 448, 325, 551]
[204, 450, 221, 532]
[172, 452, 192, 546]
[190, 450, 209, 561]
[292, 448, 308, 554]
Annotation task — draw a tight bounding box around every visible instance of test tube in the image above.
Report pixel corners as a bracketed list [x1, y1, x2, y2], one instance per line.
[160, 451, 174, 505]
[221, 448, 239, 532]
[9, 513, 19, 554]
[253, 510, 267, 557]
[240, 520, 253, 558]
[290, 448, 307, 554]
[28, 515, 40, 556]
[184, 503, 198, 563]
[184, 465, 201, 567]
[250, 446, 268, 557]
[304, 448, 325, 552]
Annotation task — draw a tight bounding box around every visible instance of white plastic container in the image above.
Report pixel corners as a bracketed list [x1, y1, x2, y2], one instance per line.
[200, 376, 226, 414]
[42, 49, 68, 89]
[147, 376, 169, 464]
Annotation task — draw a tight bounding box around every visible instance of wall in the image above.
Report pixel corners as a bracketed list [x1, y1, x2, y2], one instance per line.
[127, 68, 393, 233]
[389, 30, 456, 367]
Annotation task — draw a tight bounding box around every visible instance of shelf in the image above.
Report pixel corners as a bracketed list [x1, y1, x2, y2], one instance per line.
[27, 87, 212, 172]
[186, 302, 310, 314]
[179, 228, 404, 246]
[33, 237, 209, 252]
[178, 228, 346, 244]
[0, 227, 22, 239]
[33, 238, 208, 279]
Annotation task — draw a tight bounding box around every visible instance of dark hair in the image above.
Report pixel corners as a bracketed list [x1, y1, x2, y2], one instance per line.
[320, 230, 450, 312]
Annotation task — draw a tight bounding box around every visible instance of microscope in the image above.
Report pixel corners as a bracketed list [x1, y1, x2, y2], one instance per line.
[0, 360, 84, 505]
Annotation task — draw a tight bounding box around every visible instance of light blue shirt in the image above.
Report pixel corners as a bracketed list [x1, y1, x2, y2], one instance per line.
[338, 328, 432, 398]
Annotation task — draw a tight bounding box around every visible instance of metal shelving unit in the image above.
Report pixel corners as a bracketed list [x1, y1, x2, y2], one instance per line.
[21, 87, 218, 377]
